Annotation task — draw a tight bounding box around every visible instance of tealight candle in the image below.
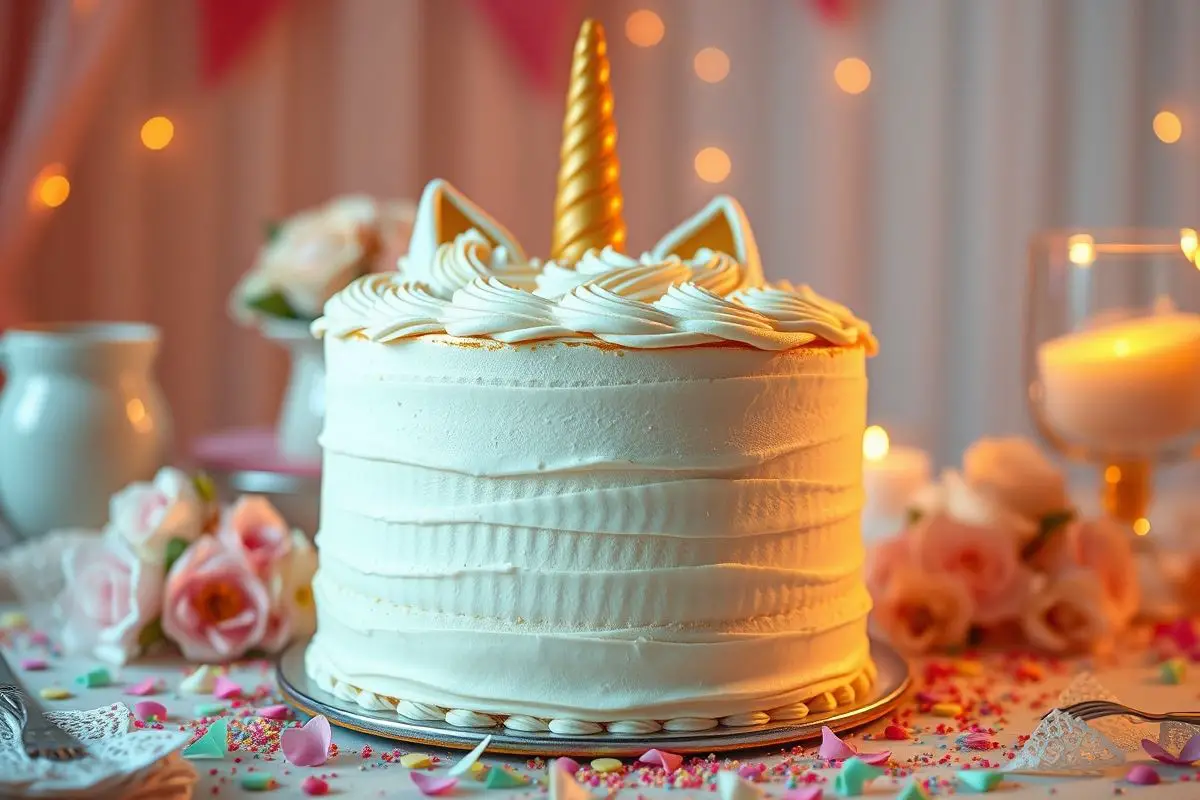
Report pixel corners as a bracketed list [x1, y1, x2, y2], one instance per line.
[861, 426, 931, 542]
[1038, 312, 1200, 451]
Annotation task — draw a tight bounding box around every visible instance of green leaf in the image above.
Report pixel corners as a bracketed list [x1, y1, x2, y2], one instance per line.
[192, 472, 217, 505]
[138, 617, 165, 650]
[243, 289, 299, 320]
[1020, 508, 1076, 562]
[264, 220, 283, 243]
[164, 537, 190, 573]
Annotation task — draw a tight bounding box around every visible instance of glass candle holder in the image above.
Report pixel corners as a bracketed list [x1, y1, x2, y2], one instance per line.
[1025, 228, 1200, 542]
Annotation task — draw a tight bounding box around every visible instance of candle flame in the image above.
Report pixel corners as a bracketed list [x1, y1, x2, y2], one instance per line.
[863, 425, 890, 461]
[1182, 228, 1199, 265]
[1113, 339, 1131, 358]
[1067, 234, 1095, 267]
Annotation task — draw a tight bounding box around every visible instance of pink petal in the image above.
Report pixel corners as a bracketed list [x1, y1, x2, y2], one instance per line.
[1126, 765, 1161, 785]
[134, 701, 168, 722]
[1142, 738, 1189, 766]
[410, 773, 458, 796]
[213, 675, 243, 700]
[126, 678, 163, 696]
[638, 748, 683, 774]
[858, 750, 892, 766]
[1179, 733, 1200, 764]
[257, 704, 292, 720]
[282, 715, 332, 767]
[556, 757, 581, 776]
[818, 726, 858, 761]
[784, 789, 823, 800]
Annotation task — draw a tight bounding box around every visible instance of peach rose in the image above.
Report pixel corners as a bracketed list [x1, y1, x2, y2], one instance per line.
[161, 536, 270, 662]
[56, 536, 162, 664]
[107, 467, 204, 565]
[1063, 517, 1139, 626]
[217, 496, 292, 577]
[873, 566, 973, 654]
[865, 535, 914, 598]
[259, 531, 319, 653]
[1021, 568, 1117, 654]
[963, 437, 1070, 526]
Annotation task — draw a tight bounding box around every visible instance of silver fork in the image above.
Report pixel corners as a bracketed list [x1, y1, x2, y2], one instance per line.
[0, 652, 87, 761]
[1048, 700, 1200, 726]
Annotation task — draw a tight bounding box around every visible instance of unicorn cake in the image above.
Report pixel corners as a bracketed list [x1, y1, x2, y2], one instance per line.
[305, 19, 878, 734]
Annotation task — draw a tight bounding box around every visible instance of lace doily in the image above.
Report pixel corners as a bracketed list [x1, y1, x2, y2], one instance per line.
[0, 701, 191, 799]
[1054, 672, 1143, 752]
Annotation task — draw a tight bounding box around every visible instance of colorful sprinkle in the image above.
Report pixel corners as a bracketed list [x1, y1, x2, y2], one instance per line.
[1161, 658, 1187, 685]
[591, 758, 623, 774]
[240, 773, 279, 791]
[931, 701, 964, 717]
[301, 776, 330, 795]
[401, 753, 433, 769]
[20, 658, 48, 671]
[883, 724, 910, 740]
[39, 687, 72, 701]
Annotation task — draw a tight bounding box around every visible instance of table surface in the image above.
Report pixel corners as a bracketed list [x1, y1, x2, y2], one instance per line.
[2, 613, 1198, 799]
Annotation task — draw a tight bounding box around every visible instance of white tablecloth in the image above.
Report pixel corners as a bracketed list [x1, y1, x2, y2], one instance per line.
[2, 611, 1198, 799]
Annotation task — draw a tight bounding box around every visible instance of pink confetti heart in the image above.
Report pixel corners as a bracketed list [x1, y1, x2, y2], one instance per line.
[1126, 764, 1160, 785]
[818, 725, 889, 765]
[257, 704, 292, 720]
[638, 748, 683, 774]
[410, 772, 458, 796]
[213, 675, 243, 700]
[134, 700, 168, 722]
[281, 715, 332, 767]
[556, 757, 581, 776]
[783, 788, 823, 800]
[1143, 734, 1200, 766]
[20, 658, 47, 671]
[126, 678, 164, 696]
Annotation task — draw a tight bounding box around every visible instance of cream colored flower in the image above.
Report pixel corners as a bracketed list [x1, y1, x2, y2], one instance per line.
[256, 210, 368, 317]
[1021, 568, 1117, 654]
[963, 437, 1071, 524]
[873, 566, 973, 655]
[910, 469, 1035, 546]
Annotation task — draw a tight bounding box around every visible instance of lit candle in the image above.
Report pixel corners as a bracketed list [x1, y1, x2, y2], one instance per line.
[861, 425, 932, 542]
[1038, 312, 1200, 451]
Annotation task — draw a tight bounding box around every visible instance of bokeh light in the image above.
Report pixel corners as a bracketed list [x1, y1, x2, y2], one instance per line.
[31, 165, 70, 209]
[140, 116, 175, 150]
[1154, 110, 1182, 144]
[694, 147, 731, 184]
[626, 10, 664, 48]
[834, 57, 871, 95]
[694, 47, 730, 83]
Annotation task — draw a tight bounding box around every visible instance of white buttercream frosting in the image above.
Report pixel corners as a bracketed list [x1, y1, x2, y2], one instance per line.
[441, 278, 571, 343]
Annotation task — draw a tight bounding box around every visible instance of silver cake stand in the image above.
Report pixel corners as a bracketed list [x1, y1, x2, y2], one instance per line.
[275, 640, 910, 757]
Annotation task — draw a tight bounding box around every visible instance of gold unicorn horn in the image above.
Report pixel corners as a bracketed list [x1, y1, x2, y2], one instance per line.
[550, 19, 627, 262]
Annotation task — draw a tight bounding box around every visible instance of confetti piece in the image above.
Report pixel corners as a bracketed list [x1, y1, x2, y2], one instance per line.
[28, 630, 50, 645]
[126, 677, 164, 696]
[1161, 658, 1187, 685]
[181, 664, 219, 694]
[213, 675, 243, 699]
[931, 702, 963, 717]
[447, 734, 492, 778]
[738, 763, 765, 779]
[896, 781, 930, 800]
[257, 704, 292, 720]
[716, 770, 760, 800]
[956, 770, 1003, 793]
[817, 726, 889, 765]
[75, 667, 112, 688]
[20, 658, 48, 671]
[956, 660, 984, 676]
[411, 772, 459, 796]
[183, 719, 228, 759]
[956, 732, 994, 750]
[134, 700, 168, 722]
[637, 748, 682, 774]
[590, 758, 623, 774]
[195, 702, 227, 717]
[0, 610, 29, 628]
[1143, 734, 1200, 766]
[401, 753, 433, 769]
[39, 687, 72, 701]
[301, 776, 330, 795]
[832, 757, 882, 796]
[556, 757, 581, 776]
[883, 724, 910, 740]
[241, 773, 279, 791]
[485, 766, 529, 788]
[281, 714, 332, 767]
[550, 759, 591, 800]
[783, 788, 822, 800]
[1126, 764, 1161, 785]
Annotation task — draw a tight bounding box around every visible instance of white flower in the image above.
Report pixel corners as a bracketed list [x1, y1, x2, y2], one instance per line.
[911, 469, 1036, 545]
[963, 437, 1070, 524]
[107, 467, 204, 565]
[252, 208, 369, 318]
[872, 566, 974, 655]
[1021, 568, 1117, 654]
[323, 194, 380, 227]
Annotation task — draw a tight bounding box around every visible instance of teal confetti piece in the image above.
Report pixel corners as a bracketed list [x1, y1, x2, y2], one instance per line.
[484, 766, 528, 789]
[194, 702, 228, 717]
[74, 667, 111, 688]
[897, 780, 930, 800]
[241, 772, 279, 791]
[183, 719, 228, 760]
[956, 770, 1004, 793]
[833, 757, 883, 796]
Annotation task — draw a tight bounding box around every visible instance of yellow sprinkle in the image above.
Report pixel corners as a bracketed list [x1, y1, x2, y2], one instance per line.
[590, 758, 623, 773]
[400, 753, 432, 769]
[956, 660, 984, 677]
[466, 762, 488, 779]
[0, 611, 28, 629]
[931, 702, 963, 717]
[40, 687, 73, 701]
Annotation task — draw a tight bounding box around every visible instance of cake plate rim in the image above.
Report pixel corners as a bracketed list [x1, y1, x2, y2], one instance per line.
[275, 638, 911, 757]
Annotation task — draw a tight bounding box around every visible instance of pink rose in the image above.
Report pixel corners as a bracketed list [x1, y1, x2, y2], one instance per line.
[162, 536, 270, 662]
[1063, 517, 1139, 626]
[873, 566, 973, 654]
[1021, 568, 1117, 654]
[107, 467, 204, 564]
[865, 535, 914, 598]
[911, 513, 1032, 625]
[56, 536, 162, 664]
[218, 496, 292, 577]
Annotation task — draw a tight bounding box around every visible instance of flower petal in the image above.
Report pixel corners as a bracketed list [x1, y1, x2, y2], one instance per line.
[282, 714, 332, 767]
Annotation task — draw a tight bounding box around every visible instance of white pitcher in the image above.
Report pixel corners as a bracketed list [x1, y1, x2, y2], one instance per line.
[0, 323, 172, 539]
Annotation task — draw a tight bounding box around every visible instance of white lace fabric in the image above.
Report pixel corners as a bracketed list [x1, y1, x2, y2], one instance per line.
[0, 701, 192, 799]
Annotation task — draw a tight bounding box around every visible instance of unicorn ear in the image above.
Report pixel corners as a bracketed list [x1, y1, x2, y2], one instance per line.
[407, 179, 528, 269]
[651, 196, 763, 288]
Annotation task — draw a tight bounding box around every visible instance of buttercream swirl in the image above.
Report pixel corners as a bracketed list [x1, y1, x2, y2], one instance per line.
[364, 282, 448, 342]
[414, 229, 537, 297]
[653, 283, 804, 350]
[555, 284, 702, 348]
[311, 273, 395, 338]
[686, 248, 744, 296]
[732, 284, 878, 354]
[534, 246, 637, 299]
[440, 278, 572, 343]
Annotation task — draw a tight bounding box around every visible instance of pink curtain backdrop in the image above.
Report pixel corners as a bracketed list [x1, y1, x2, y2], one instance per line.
[8, 0, 1200, 468]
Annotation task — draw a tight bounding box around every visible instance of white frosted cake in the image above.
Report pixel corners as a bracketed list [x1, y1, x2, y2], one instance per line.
[304, 19, 878, 735]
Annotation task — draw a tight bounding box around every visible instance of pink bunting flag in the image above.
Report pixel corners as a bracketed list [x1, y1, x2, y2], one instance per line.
[1143, 735, 1200, 766]
[818, 726, 891, 765]
[281, 715, 332, 767]
[638, 748, 683, 774]
[213, 675, 243, 700]
[475, 0, 576, 94]
[411, 773, 459, 796]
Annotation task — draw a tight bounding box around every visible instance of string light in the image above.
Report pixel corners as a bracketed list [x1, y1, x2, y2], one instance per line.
[1153, 110, 1182, 144]
[834, 57, 871, 94]
[1067, 233, 1095, 266]
[694, 47, 730, 83]
[30, 165, 70, 209]
[694, 147, 731, 184]
[1133, 517, 1151, 536]
[625, 10, 664, 48]
[140, 116, 175, 150]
